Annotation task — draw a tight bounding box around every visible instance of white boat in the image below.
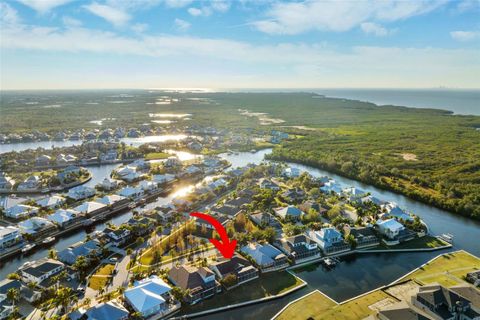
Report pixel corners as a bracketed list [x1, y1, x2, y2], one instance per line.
[22, 243, 36, 253]
[42, 236, 55, 245]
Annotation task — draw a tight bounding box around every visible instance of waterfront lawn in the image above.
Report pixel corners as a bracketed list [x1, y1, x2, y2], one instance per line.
[404, 251, 480, 286]
[145, 152, 170, 160]
[389, 236, 448, 250]
[88, 264, 115, 290]
[181, 271, 304, 315]
[276, 289, 393, 320]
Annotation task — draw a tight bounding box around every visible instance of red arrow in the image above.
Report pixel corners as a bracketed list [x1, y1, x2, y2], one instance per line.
[190, 212, 237, 259]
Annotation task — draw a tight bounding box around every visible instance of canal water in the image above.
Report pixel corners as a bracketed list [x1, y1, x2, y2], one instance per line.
[1, 147, 479, 320]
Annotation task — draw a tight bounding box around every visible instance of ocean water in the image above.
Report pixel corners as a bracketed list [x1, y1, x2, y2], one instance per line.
[313, 89, 480, 116]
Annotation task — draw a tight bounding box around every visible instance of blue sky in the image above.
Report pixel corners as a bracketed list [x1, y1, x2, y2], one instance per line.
[1, 0, 479, 89]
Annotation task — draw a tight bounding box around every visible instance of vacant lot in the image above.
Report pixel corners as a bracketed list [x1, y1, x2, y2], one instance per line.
[88, 264, 115, 291]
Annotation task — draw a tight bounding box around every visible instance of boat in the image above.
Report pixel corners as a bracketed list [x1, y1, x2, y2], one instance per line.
[21, 243, 36, 253]
[42, 236, 55, 245]
[439, 233, 454, 244]
[322, 257, 338, 268]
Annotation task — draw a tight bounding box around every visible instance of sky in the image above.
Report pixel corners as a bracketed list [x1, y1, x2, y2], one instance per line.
[1, 0, 479, 90]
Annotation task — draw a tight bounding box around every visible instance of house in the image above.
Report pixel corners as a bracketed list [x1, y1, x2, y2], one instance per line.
[376, 218, 405, 240]
[127, 217, 156, 236]
[0, 173, 15, 190]
[412, 283, 480, 320]
[240, 242, 289, 272]
[249, 212, 282, 229]
[0, 279, 22, 320]
[0, 226, 22, 248]
[320, 180, 343, 194]
[342, 187, 367, 201]
[124, 276, 179, 318]
[283, 167, 301, 178]
[67, 185, 96, 200]
[211, 205, 241, 217]
[376, 301, 423, 320]
[117, 186, 143, 199]
[258, 178, 280, 191]
[360, 195, 384, 206]
[168, 265, 221, 304]
[5, 204, 39, 219]
[20, 258, 64, 287]
[466, 270, 480, 287]
[96, 194, 127, 207]
[281, 188, 306, 202]
[36, 195, 66, 209]
[344, 226, 380, 249]
[138, 180, 158, 192]
[102, 227, 131, 247]
[274, 205, 304, 221]
[35, 155, 51, 166]
[74, 201, 106, 216]
[17, 175, 41, 190]
[308, 228, 350, 255]
[84, 300, 129, 320]
[209, 255, 259, 288]
[164, 156, 182, 167]
[57, 240, 101, 265]
[97, 177, 121, 191]
[18, 217, 56, 236]
[152, 174, 175, 184]
[184, 165, 202, 176]
[47, 209, 81, 228]
[381, 202, 414, 222]
[299, 200, 328, 215]
[275, 235, 320, 263]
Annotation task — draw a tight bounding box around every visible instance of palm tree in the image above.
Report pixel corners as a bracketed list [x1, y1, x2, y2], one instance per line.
[54, 287, 74, 314]
[7, 287, 20, 307]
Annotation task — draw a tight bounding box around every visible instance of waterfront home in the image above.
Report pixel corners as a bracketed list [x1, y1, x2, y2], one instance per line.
[308, 228, 350, 255]
[36, 195, 66, 209]
[67, 185, 96, 201]
[207, 177, 228, 191]
[0, 196, 28, 211]
[0, 226, 22, 248]
[20, 258, 64, 287]
[412, 283, 480, 320]
[0, 172, 15, 190]
[381, 202, 414, 222]
[56, 154, 77, 165]
[209, 255, 259, 289]
[5, 204, 39, 219]
[74, 201, 106, 216]
[376, 301, 423, 320]
[240, 242, 289, 272]
[57, 239, 101, 265]
[275, 234, 320, 263]
[152, 173, 176, 184]
[63, 165, 82, 174]
[18, 217, 56, 236]
[249, 212, 282, 229]
[139, 180, 158, 192]
[168, 265, 221, 304]
[83, 300, 129, 320]
[97, 194, 128, 207]
[258, 178, 280, 191]
[344, 226, 380, 249]
[117, 186, 143, 199]
[0, 279, 21, 319]
[17, 175, 41, 191]
[47, 209, 81, 228]
[466, 270, 480, 287]
[320, 180, 343, 194]
[375, 218, 405, 240]
[342, 187, 368, 201]
[283, 167, 301, 178]
[102, 227, 131, 247]
[360, 195, 384, 206]
[184, 165, 202, 176]
[35, 155, 51, 166]
[274, 205, 304, 221]
[124, 276, 179, 318]
[100, 150, 118, 162]
[115, 166, 141, 182]
[98, 177, 122, 191]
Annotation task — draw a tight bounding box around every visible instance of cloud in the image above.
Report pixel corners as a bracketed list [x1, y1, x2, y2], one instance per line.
[164, 0, 193, 8]
[1, 2, 20, 25]
[188, 7, 210, 17]
[15, 0, 74, 13]
[253, 0, 447, 35]
[84, 2, 131, 26]
[360, 22, 389, 37]
[450, 30, 480, 42]
[132, 23, 148, 33]
[174, 18, 191, 31]
[62, 16, 82, 27]
[188, 0, 230, 17]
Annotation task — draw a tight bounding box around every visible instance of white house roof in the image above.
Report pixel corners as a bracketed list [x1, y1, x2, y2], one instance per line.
[47, 209, 79, 224]
[6, 204, 38, 218]
[18, 217, 54, 234]
[124, 276, 171, 313]
[97, 195, 126, 205]
[74, 201, 106, 214]
[36, 195, 65, 208]
[376, 218, 404, 232]
[117, 186, 143, 198]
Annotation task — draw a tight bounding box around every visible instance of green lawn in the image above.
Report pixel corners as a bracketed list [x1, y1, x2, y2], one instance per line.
[88, 264, 115, 290]
[181, 271, 304, 315]
[379, 235, 449, 250]
[145, 152, 170, 160]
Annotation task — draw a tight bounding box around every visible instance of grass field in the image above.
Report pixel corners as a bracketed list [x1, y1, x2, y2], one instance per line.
[88, 264, 115, 290]
[370, 235, 450, 250]
[182, 271, 304, 315]
[145, 152, 170, 160]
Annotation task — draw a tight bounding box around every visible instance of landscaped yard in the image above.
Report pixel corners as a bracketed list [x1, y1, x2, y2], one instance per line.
[145, 152, 170, 160]
[389, 236, 449, 250]
[88, 264, 115, 290]
[181, 271, 304, 315]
